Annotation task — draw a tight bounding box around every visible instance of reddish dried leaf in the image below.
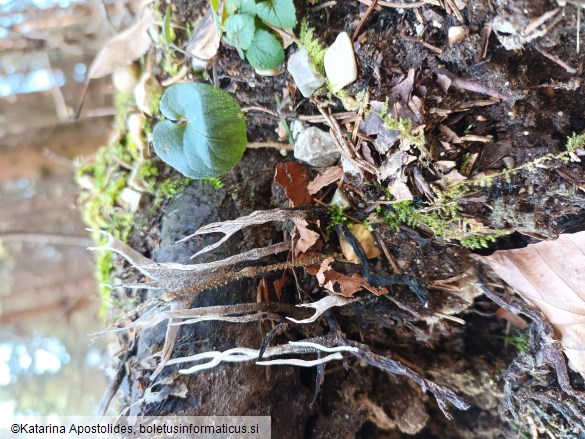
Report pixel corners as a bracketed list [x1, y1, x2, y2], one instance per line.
[307, 257, 387, 297]
[307, 166, 343, 195]
[274, 162, 312, 206]
[480, 232, 585, 377]
[292, 218, 320, 255]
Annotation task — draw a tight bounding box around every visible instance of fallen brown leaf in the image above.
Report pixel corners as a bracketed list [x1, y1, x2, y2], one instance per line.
[186, 8, 221, 61]
[274, 162, 313, 207]
[339, 223, 382, 264]
[307, 166, 343, 195]
[307, 257, 387, 297]
[292, 218, 320, 255]
[75, 9, 153, 119]
[88, 10, 153, 80]
[480, 232, 585, 377]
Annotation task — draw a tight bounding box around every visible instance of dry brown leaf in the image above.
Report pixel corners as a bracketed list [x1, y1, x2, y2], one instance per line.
[307, 166, 343, 195]
[307, 257, 387, 297]
[480, 232, 585, 377]
[74, 9, 153, 119]
[88, 10, 153, 80]
[186, 8, 221, 61]
[274, 162, 313, 207]
[339, 223, 382, 264]
[292, 218, 320, 255]
[308, 166, 343, 194]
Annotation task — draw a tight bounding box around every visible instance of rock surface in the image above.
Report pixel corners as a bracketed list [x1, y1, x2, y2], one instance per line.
[294, 126, 340, 167]
[324, 32, 358, 93]
[287, 48, 325, 97]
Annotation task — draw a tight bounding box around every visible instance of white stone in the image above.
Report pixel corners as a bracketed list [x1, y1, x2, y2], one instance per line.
[134, 73, 162, 116]
[254, 67, 285, 76]
[294, 127, 340, 167]
[324, 32, 358, 93]
[330, 189, 350, 209]
[287, 48, 325, 97]
[448, 26, 468, 45]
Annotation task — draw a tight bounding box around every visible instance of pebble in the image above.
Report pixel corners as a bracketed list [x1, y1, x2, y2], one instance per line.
[134, 73, 162, 116]
[287, 48, 325, 97]
[294, 126, 340, 167]
[324, 32, 358, 93]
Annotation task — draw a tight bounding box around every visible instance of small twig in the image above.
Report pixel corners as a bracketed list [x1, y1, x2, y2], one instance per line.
[242, 106, 279, 118]
[577, 6, 581, 53]
[459, 134, 493, 143]
[357, 0, 440, 9]
[308, 0, 337, 11]
[299, 112, 362, 124]
[352, 0, 379, 41]
[534, 43, 578, 74]
[373, 231, 402, 274]
[247, 141, 293, 151]
[401, 35, 443, 54]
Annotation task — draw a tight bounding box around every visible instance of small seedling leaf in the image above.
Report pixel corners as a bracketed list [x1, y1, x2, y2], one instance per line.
[224, 13, 256, 51]
[162, 5, 175, 45]
[245, 28, 284, 70]
[255, 0, 296, 29]
[153, 83, 247, 179]
[225, 0, 256, 15]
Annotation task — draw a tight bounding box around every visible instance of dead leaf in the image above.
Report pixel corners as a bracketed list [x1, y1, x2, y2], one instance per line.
[274, 162, 313, 206]
[391, 68, 415, 103]
[75, 9, 153, 119]
[88, 10, 153, 80]
[307, 257, 387, 297]
[186, 8, 221, 61]
[339, 223, 382, 264]
[307, 166, 343, 195]
[292, 218, 320, 255]
[480, 232, 585, 377]
[387, 180, 413, 202]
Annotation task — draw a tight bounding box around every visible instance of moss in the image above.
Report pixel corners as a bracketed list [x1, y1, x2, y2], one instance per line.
[203, 177, 224, 189]
[328, 203, 350, 231]
[377, 199, 507, 250]
[299, 19, 327, 74]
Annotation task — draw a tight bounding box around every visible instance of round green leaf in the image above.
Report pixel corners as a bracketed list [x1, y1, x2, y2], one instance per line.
[256, 0, 296, 29]
[153, 83, 247, 179]
[224, 14, 255, 51]
[225, 0, 256, 15]
[245, 29, 284, 70]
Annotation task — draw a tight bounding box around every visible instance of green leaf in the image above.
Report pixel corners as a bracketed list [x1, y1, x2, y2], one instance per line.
[162, 6, 175, 45]
[153, 83, 247, 179]
[224, 14, 255, 51]
[256, 0, 296, 29]
[245, 29, 284, 70]
[225, 0, 256, 15]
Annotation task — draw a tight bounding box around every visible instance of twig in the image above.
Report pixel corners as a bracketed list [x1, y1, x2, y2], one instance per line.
[299, 112, 361, 124]
[247, 141, 293, 151]
[352, 0, 379, 42]
[242, 106, 279, 117]
[309, 0, 337, 11]
[400, 35, 443, 54]
[534, 43, 578, 74]
[357, 0, 440, 9]
[577, 6, 581, 54]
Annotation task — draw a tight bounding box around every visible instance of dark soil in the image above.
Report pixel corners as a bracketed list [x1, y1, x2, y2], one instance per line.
[107, 0, 585, 437]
